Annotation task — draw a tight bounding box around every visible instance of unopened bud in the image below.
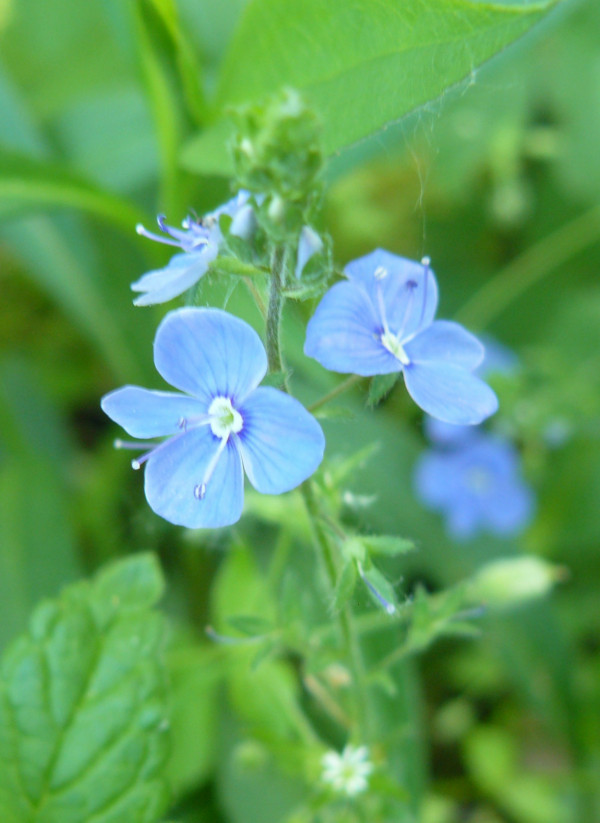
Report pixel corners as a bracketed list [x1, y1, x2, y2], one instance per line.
[466, 556, 564, 610]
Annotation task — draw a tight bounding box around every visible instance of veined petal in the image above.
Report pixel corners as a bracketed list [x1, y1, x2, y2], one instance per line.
[237, 387, 325, 494]
[403, 362, 498, 424]
[230, 204, 256, 239]
[131, 247, 217, 306]
[345, 248, 439, 336]
[405, 321, 484, 369]
[304, 280, 400, 375]
[154, 308, 268, 405]
[144, 427, 244, 528]
[101, 386, 207, 438]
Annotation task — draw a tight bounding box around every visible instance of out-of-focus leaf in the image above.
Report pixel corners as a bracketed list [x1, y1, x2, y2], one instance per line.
[368, 373, 400, 408]
[166, 645, 224, 799]
[361, 535, 415, 558]
[182, 0, 561, 175]
[0, 149, 146, 230]
[1, 215, 142, 382]
[0, 554, 170, 822]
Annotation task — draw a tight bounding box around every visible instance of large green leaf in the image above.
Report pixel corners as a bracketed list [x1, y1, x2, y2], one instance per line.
[182, 0, 561, 175]
[0, 554, 170, 823]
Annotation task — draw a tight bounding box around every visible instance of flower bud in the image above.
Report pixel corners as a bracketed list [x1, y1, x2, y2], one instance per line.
[466, 556, 564, 610]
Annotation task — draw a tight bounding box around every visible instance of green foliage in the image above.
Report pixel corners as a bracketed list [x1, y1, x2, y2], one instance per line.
[183, 0, 561, 175]
[0, 554, 170, 823]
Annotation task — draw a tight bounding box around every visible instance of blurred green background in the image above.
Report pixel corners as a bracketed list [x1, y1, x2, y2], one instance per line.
[0, 1, 598, 821]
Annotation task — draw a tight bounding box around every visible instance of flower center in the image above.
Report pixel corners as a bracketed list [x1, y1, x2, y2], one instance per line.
[380, 331, 411, 365]
[208, 396, 243, 439]
[466, 466, 492, 494]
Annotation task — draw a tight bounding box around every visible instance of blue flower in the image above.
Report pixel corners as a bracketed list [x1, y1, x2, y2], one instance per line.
[101, 308, 325, 528]
[415, 433, 534, 539]
[304, 249, 498, 425]
[132, 191, 255, 306]
[424, 336, 517, 446]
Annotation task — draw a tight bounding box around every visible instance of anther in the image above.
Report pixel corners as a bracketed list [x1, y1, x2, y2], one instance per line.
[194, 483, 206, 500]
[131, 459, 142, 471]
[374, 266, 388, 280]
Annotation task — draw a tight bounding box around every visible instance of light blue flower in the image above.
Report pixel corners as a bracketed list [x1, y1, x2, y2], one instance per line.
[101, 308, 325, 528]
[424, 336, 517, 445]
[132, 191, 255, 306]
[295, 225, 323, 278]
[304, 249, 498, 425]
[415, 433, 534, 539]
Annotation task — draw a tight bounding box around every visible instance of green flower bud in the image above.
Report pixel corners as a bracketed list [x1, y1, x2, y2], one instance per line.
[466, 556, 565, 610]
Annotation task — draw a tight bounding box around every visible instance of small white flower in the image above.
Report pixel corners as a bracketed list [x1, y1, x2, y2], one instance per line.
[321, 745, 373, 796]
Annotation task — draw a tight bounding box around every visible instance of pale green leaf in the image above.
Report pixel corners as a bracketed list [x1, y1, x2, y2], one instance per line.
[361, 535, 416, 557]
[182, 0, 561, 175]
[0, 555, 170, 823]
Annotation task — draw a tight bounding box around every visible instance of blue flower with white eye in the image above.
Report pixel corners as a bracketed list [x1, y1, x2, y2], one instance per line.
[304, 249, 498, 425]
[101, 308, 325, 528]
[415, 433, 534, 539]
[132, 191, 255, 306]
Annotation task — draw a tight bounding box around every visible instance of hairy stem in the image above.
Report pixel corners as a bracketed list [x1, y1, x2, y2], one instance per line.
[266, 245, 288, 377]
[265, 243, 371, 740]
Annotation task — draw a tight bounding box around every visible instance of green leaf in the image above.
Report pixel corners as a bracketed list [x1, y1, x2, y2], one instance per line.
[361, 535, 415, 557]
[227, 615, 274, 637]
[209, 256, 268, 278]
[0, 554, 170, 823]
[0, 149, 146, 231]
[360, 562, 400, 615]
[182, 0, 560, 175]
[367, 373, 400, 408]
[332, 561, 358, 613]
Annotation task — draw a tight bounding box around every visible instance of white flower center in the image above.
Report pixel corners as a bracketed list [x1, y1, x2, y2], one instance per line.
[380, 331, 411, 365]
[466, 466, 492, 493]
[208, 396, 243, 439]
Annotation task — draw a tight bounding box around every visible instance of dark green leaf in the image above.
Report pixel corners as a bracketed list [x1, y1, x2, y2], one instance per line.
[0, 555, 170, 822]
[367, 373, 400, 408]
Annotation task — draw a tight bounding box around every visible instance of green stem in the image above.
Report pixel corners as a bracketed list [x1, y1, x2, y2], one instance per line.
[301, 481, 371, 741]
[265, 243, 370, 740]
[456, 203, 600, 330]
[308, 375, 363, 412]
[266, 246, 288, 377]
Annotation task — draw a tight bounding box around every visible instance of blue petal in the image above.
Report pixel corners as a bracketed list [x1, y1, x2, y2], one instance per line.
[304, 281, 400, 375]
[447, 499, 482, 539]
[154, 308, 268, 404]
[345, 249, 438, 338]
[101, 386, 207, 438]
[405, 321, 484, 369]
[414, 450, 457, 507]
[403, 362, 498, 424]
[230, 204, 256, 239]
[482, 480, 534, 535]
[237, 387, 325, 493]
[424, 415, 474, 447]
[144, 427, 244, 528]
[295, 225, 323, 278]
[131, 247, 217, 306]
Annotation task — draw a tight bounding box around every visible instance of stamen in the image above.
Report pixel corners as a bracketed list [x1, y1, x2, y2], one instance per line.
[194, 435, 229, 501]
[419, 256, 431, 328]
[374, 265, 388, 280]
[135, 222, 181, 248]
[375, 282, 390, 335]
[114, 438, 147, 450]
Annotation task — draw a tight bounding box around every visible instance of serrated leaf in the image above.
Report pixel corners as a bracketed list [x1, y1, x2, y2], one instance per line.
[227, 615, 274, 637]
[0, 555, 170, 823]
[182, 0, 560, 175]
[367, 373, 400, 408]
[361, 535, 415, 557]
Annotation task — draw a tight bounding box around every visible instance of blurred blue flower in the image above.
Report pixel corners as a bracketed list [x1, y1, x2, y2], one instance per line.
[101, 308, 325, 528]
[304, 249, 498, 425]
[415, 433, 534, 539]
[132, 191, 255, 306]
